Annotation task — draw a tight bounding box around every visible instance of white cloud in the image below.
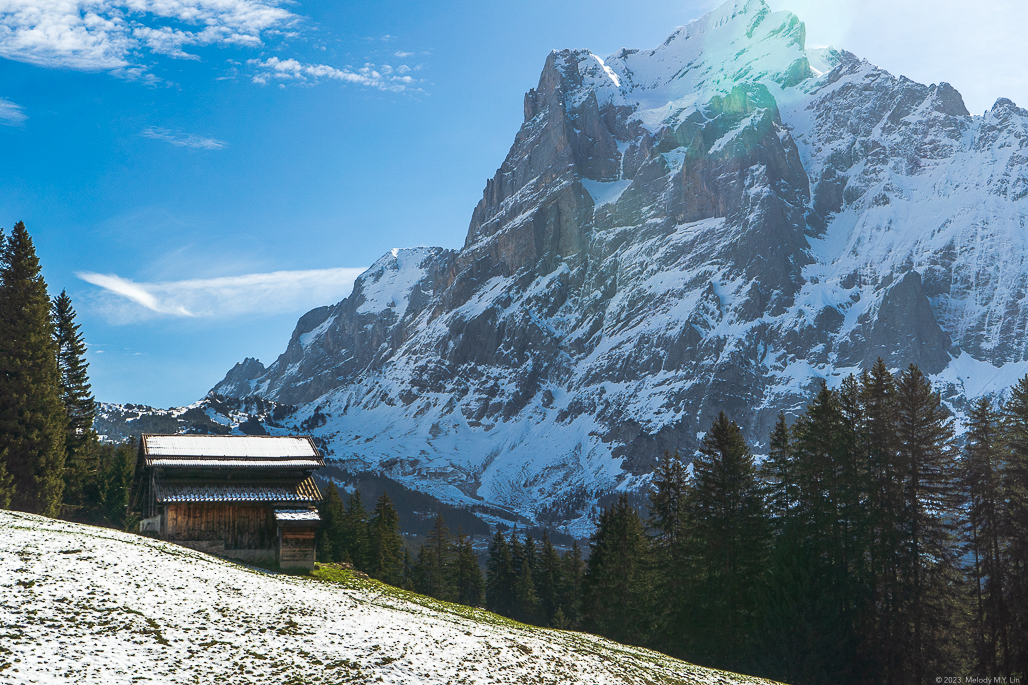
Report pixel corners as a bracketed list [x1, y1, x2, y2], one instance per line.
[248, 56, 418, 92]
[141, 126, 226, 149]
[77, 266, 367, 323]
[393, 51, 412, 58]
[0, 0, 297, 72]
[0, 97, 26, 125]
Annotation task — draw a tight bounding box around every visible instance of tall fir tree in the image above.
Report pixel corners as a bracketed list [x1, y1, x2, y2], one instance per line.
[316, 482, 346, 562]
[686, 411, 769, 667]
[51, 290, 98, 508]
[1002, 374, 1028, 676]
[895, 364, 963, 682]
[0, 222, 68, 516]
[367, 492, 403, 585]
[558, 540, 585, 629]
[859, 359, 906, 684]
[452, 528, 485, 607]
[415, 512, 454, 601]
[582, 493, 651, 645]
[962, 396, 1009, 676]
[535, 532, 562, 626]
[485, 529, 515, 616]
[341, 491, 370, 570]
[649, 449, 689, 652]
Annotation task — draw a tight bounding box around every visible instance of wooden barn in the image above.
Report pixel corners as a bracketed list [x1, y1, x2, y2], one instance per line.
[128, 434, 325, 570]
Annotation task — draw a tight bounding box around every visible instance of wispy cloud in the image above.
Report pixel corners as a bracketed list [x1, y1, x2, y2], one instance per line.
[248, 57, 418, 91]
[0, 0, 298, 72]
[78, 267, 367, 323]
[0, 97, 26, 125]
[393, 51, 413, 58]
[141, 127, 226, 150]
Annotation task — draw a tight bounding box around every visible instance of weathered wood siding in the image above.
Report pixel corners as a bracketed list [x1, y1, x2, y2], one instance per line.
[164, 503, 276, 550]
[279, 528, 316, 569]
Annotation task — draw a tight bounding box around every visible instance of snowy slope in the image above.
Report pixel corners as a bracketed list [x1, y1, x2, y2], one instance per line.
[131, 0, 1028, 536]
[0, 511, 773, 685]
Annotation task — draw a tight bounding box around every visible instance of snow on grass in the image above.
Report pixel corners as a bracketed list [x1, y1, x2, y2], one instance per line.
[0, 511, 778, 685]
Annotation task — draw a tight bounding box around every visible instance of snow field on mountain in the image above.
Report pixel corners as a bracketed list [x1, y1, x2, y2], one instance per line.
[0, 511, 776, 685]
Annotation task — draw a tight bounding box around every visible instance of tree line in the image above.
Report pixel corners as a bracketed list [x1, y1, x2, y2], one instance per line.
[0, 221, 133, 526]
[315, 360, 1027, 683]
[549, 360, 1025, 684]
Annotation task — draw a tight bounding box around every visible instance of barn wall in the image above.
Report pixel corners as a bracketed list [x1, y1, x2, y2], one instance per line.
[164, 503, 276, 550]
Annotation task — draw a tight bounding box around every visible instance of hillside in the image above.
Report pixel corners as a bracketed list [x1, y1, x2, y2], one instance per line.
[0, 510, 775, 684]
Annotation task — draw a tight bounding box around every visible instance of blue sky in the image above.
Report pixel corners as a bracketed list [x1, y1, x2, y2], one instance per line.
[1, 0, 1024, 408]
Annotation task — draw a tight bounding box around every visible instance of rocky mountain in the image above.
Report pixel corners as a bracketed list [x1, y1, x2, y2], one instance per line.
[114, 0, 1028, 537]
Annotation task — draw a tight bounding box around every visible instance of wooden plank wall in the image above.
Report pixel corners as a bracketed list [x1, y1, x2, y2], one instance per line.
[165, 503, 276, 550]
[280, 529, 316, 568]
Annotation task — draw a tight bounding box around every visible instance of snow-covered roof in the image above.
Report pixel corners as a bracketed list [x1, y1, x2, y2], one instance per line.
[153, 477, 322, 504]
[141, 434, 323, 469]
[274, 509, 321, 523]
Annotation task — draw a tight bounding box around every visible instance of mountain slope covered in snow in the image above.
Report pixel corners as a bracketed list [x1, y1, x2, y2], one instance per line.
[103, 0, 1028, 536]
[0, 510, 774, 684]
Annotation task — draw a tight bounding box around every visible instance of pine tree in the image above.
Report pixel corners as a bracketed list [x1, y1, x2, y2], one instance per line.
[895, 364, 963, 682]
[52, 290, 97, 508]
[452, 528, 485, 607]
[560, 540, 585, 630]
[535, 532, 562, 626]
[486, 529, 515, 616]
[649, 449, 690, 652]
[341, 491, 370, 570]
[759, 414, 795, 530]
[367, 492, 403, 585]
[1002, 375, 1028, 676]
[317, 483, 346, 562]
[513, 536, 539, 625]
[415, 512, 453, 601]
[0, 222, 68, 516]
[963, 396, 1009, 676]
[860, 359, 906, 684]
[582, 494, 651, 645]
[765, 383, 862, 682]
[687, 411, 768, 666]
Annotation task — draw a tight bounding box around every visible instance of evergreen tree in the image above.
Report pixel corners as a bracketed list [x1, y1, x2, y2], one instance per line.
[764, 383, 864, 682]
[367, 492, 403, 585]
[52, 289, 97, 507]
[485, 529, 515, 616]
[0, 222, 68, 516]
[895, 364, 963, 682]
[687, 411, 768, 667]
[535, 532, 562, 626]
[341, 491, 370, 570]
[860, 359, 906, 684]
[401, 547, 415, 590]
[582, 493, 651, 645]
[962, 397, 1009, 676]
[415, 512, 453, 601]
[513, 536, 539, 625]
[89, 442, 134, 527]
[452, 528, 485, 607]
[559, 540, 585, 630]
[759, 414, 795, 530]
[316, 483, 346, 562]
[1003, 375, 1028, 676]
[649, 449, 690, 652]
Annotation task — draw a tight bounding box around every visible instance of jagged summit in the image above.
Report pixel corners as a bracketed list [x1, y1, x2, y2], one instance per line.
[194, 2, 1028, 536]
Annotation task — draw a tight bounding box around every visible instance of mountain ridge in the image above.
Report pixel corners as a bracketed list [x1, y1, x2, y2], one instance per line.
[101, 0, 1028, 537]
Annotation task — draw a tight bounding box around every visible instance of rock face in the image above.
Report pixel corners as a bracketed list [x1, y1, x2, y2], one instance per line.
[201, 0, 1028, 536]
